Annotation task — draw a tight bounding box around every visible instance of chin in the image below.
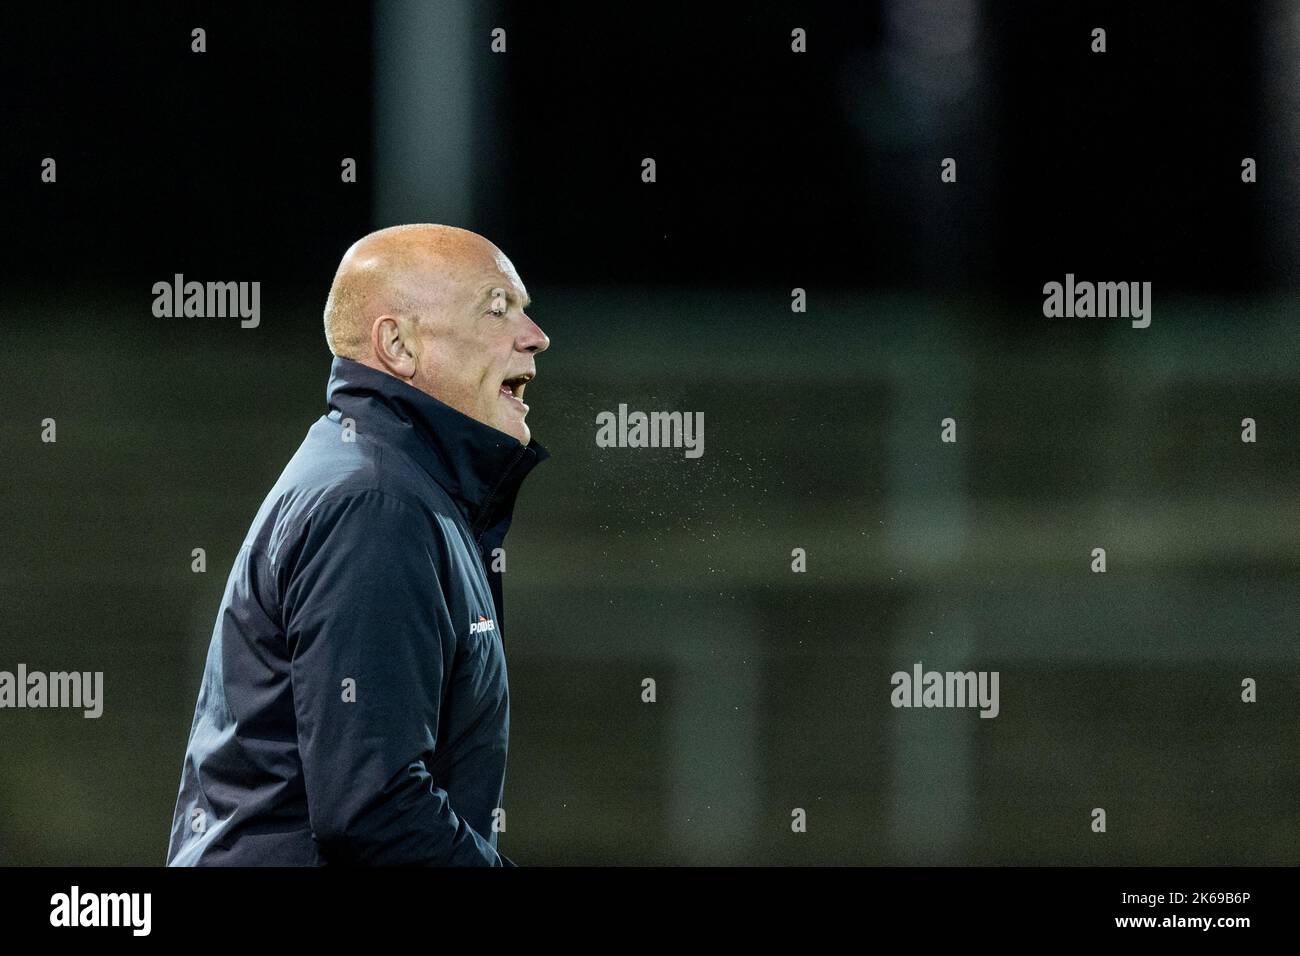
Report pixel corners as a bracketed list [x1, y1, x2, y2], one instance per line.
[492, 416, 529, 444]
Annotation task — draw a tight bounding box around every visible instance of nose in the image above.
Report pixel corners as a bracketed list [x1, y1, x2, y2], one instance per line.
[519, 313, 550, 354]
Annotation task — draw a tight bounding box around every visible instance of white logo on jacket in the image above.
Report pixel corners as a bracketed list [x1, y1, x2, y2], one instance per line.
[469, 614, 497, 636]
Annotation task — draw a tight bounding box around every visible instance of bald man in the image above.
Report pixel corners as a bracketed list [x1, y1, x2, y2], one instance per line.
[166, 224, 550, 866]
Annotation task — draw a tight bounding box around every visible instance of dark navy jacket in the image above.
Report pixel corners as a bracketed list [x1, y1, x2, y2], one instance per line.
[167, 356, 547, 866]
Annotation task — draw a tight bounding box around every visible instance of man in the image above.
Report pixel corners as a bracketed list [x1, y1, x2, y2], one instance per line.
[166, 224, 550, 866]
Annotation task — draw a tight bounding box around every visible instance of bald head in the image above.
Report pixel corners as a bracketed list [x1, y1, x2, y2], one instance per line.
[324, 223, 508, 360]
[321, 223, 549, 443]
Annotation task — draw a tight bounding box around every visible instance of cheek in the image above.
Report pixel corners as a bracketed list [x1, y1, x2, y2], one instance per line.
[480, 375, 504, 412]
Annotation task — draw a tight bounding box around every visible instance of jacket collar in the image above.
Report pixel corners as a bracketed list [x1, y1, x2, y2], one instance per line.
[325, 356, 549, 535]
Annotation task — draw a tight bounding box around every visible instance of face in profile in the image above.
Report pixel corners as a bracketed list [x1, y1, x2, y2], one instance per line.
[407, 244, 550, 445]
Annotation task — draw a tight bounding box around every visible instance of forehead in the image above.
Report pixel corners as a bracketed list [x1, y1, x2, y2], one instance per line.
[472, 248, 530, 306]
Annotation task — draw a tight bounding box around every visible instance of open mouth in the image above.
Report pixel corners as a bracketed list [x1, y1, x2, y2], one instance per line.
[499, 372, 534, 409]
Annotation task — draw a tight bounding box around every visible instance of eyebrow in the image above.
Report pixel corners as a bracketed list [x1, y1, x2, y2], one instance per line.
[480, 285, 532, 309]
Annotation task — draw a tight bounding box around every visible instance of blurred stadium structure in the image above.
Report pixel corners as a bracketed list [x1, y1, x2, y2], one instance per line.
[1, 1, 1297, 864]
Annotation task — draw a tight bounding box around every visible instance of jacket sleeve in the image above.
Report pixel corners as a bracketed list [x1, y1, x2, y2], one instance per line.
[279, 488, 507, 866]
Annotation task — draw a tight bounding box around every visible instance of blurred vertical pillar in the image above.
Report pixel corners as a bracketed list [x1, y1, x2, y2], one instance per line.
[844, 0, 987, 287]
[1262, 1, 1300, 280]
[665, 605, 759, 865]
[884, 315, 972, 862]
[373, 0, 477, 227]
[883, 316, 969, 571]
[865, 0, 984, 860]
[888, 605, 976, 862]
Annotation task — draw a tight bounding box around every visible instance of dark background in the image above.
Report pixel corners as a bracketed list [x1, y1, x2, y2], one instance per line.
[1, 0, 1296, 865]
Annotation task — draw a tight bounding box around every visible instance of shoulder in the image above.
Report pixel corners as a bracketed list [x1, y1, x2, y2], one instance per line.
[284, 487, 442, 561]
[270, 487, 457, 613]
[264, 419, 442, 543]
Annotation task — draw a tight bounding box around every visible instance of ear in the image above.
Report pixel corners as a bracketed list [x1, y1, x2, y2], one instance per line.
[371, 315, 418, 380]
